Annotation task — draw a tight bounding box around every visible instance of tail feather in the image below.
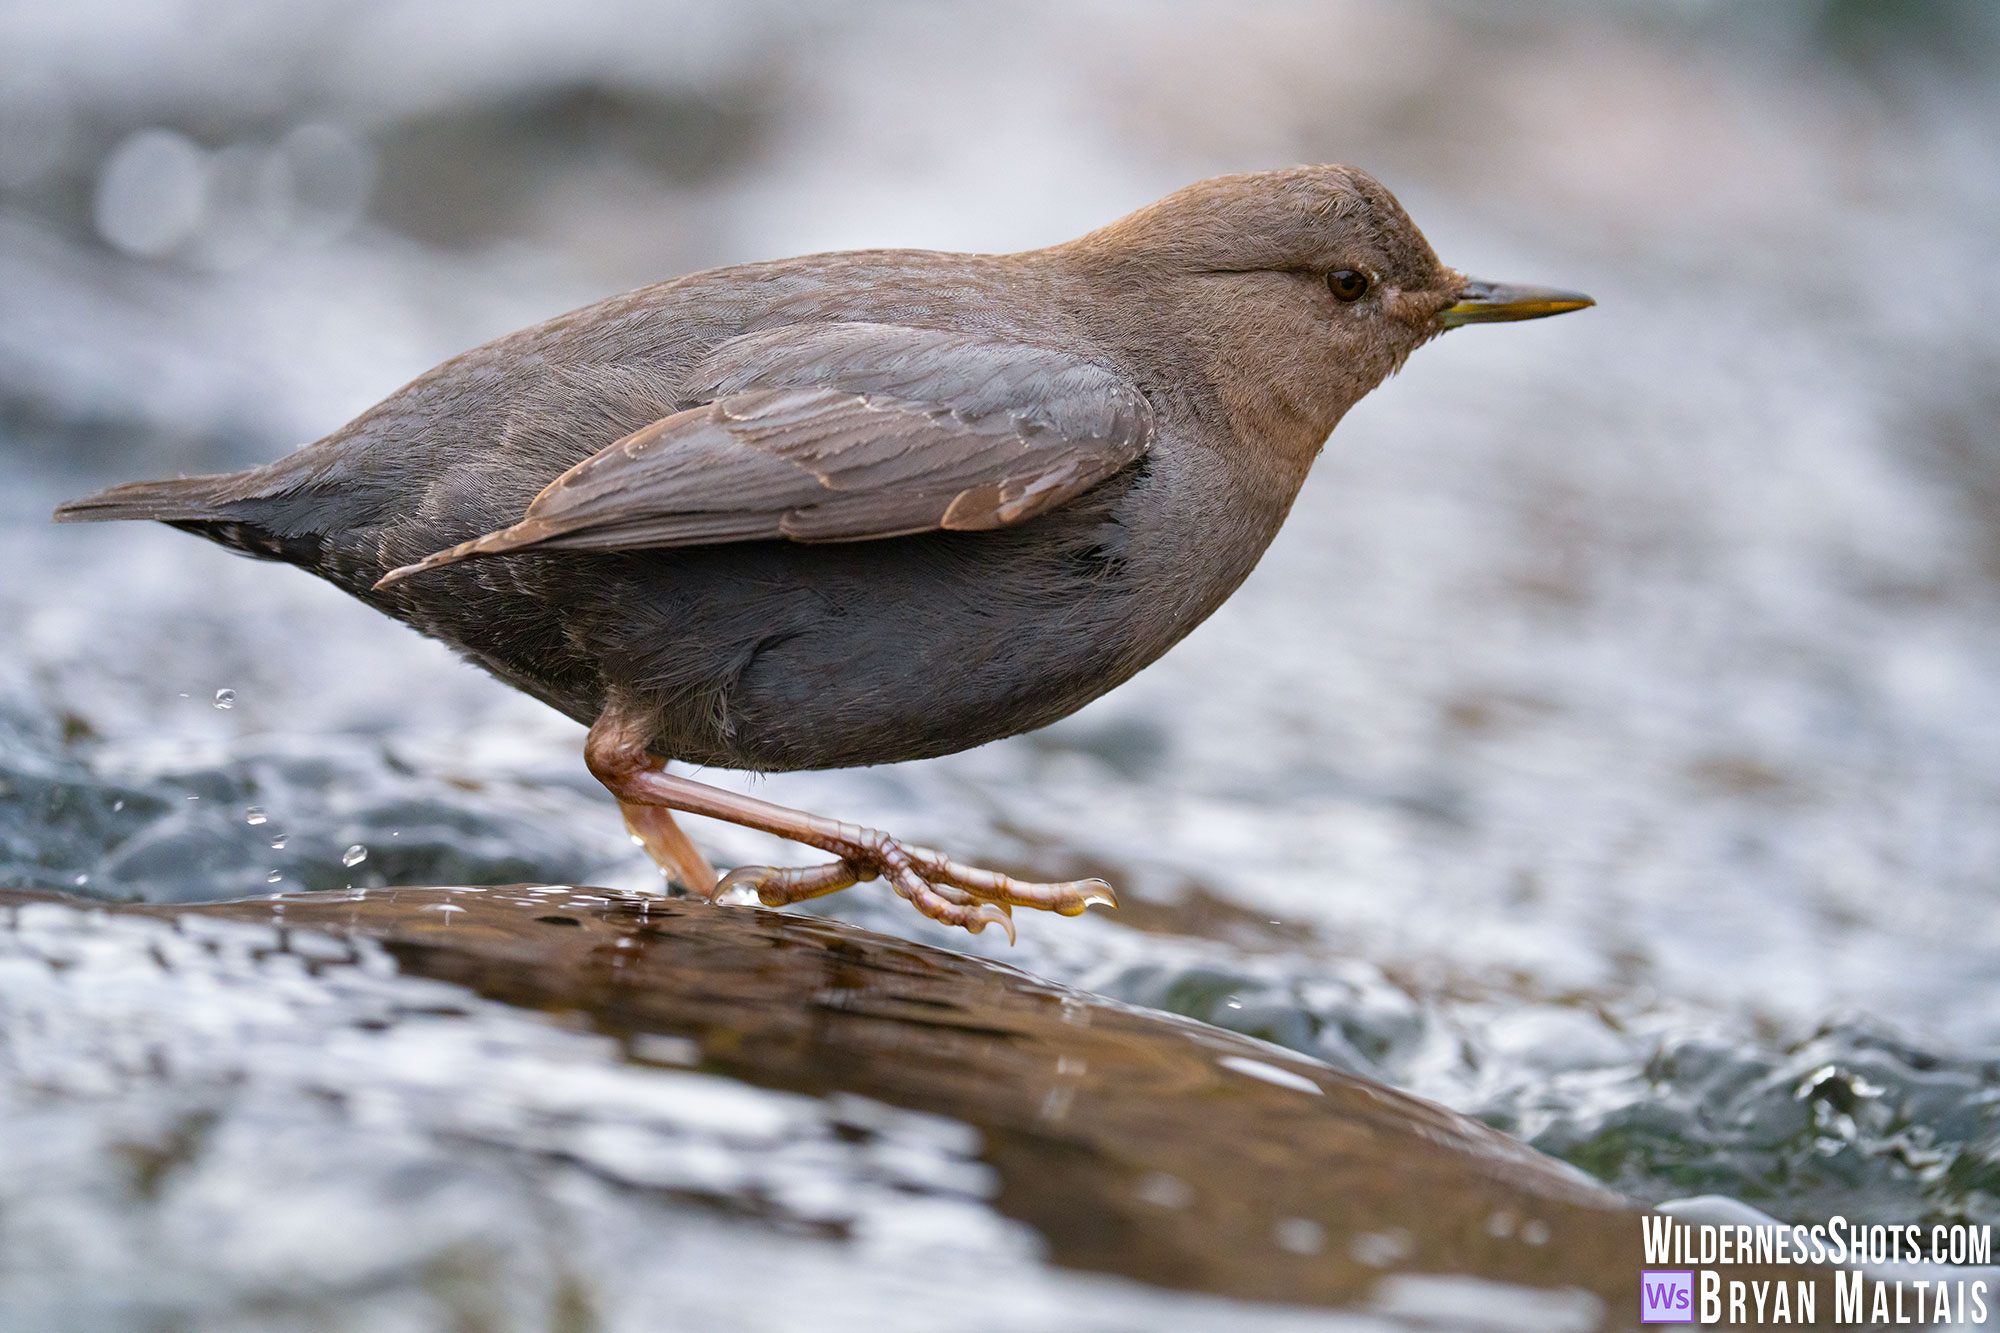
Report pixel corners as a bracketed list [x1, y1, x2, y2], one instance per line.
[52, 473, 245, 525]
[54, 471, 323, 566]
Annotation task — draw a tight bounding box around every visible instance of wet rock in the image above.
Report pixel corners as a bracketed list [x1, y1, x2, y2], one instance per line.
[1, 885, 1655, 1330]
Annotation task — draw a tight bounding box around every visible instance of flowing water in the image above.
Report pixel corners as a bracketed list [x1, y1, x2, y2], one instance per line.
[4, 1, 2000, 1328]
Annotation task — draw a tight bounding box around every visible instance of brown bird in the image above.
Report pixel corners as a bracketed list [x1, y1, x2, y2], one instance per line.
[55, 166, 1591, 939]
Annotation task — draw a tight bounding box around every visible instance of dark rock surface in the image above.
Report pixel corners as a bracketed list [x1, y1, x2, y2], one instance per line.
[1, 884, 1649, 1331]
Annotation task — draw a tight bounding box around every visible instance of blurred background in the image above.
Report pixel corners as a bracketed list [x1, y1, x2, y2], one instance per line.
[4, 0, 2000, 1323]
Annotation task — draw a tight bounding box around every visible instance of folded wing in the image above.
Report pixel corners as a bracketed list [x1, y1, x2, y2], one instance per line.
[376, 323, 1153, 587]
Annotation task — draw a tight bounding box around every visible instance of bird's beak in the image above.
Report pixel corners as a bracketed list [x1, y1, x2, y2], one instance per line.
[1438, 279, 1595, 328]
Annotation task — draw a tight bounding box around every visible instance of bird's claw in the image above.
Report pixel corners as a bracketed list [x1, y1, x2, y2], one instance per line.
[904, 845, 1117, 917]
[712, 859, 862, 907]
[710, 832, 1114, 943]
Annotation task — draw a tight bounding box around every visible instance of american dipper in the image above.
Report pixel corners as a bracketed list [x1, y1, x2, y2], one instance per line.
[56, 166, 1591, 939]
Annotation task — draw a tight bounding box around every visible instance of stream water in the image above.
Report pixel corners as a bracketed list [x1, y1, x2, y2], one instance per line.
[4, 2, 1999, 1328]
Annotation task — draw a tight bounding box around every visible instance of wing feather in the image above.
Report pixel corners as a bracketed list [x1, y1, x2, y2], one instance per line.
[376, 324, 1152, 586]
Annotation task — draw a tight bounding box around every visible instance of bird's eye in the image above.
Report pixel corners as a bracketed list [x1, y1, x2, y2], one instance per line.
[1326, 269, 1369, 302]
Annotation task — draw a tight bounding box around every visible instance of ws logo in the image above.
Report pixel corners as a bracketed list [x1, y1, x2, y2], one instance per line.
[1641, 1271, 1693, 1323]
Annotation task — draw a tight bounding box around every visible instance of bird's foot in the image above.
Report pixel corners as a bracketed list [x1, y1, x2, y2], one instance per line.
[713, 835, 1115, 943]
[585, 710, 1113, 944]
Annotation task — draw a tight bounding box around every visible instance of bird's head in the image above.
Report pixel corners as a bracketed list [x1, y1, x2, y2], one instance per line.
[1069, 166, 1591, 450]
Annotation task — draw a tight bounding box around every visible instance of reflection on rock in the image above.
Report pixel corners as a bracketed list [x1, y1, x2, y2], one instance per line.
[2, 884, 1648, 1330]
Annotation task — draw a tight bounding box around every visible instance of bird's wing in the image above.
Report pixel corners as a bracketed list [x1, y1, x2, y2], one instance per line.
[377, 322, 1153, 586]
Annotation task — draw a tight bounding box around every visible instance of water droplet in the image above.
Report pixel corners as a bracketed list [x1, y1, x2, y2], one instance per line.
[341, 844, 368, 867]
[73, 873, 90, 886]
[1275, 1217, 1325, 1256]
[1134, 1172, 1194, 1209]
[1349, 1229, 1410, 1267]
[266, 870, 282, 883]
[422, 903, 465, 915]
[111, 799, 125, 812]
[213, 688, 236, 709]
[245, 807, 267, 826]
[628, 1033, 699, 1066]
[269, 833, 288, 850]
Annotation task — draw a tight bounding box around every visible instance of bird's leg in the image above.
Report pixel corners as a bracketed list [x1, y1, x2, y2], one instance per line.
[585, 709, 1114, 941]
[619, 799, 717, 896]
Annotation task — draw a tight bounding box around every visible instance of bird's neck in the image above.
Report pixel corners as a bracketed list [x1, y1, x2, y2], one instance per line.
[1203, 341, 1359, 489]
[1052, 254, 1377, 493]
